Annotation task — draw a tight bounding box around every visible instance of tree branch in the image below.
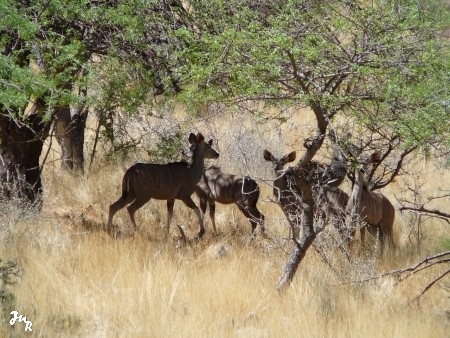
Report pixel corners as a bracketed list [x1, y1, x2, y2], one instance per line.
[400, 206, 450, 223]
[372, 145, 417, 190]
[285, 49, 308, 94]
[337, 251, 450, 285]
[411, 268, 450, 304]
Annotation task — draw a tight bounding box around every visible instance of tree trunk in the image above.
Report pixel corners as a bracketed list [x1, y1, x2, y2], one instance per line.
[277, 102, 329, 291]
[54, 99, 88, 174]
[277, 204, 316, 290]
[0, 100, 50, 206]
[277, 168, 317, 291]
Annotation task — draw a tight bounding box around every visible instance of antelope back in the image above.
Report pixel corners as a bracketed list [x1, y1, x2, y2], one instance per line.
[201, 166, 237, 203]
[125, 133, 219, 200]
[359, 189, 385, 225]
[322, 187, 349, 215]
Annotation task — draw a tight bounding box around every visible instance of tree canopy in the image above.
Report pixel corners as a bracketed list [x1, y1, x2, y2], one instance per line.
[178, 0, 448, 151]
[0, 0, 448, 202]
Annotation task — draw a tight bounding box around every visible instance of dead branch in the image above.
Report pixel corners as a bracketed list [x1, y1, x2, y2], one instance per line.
[335, 252, 450, 303]
[372, 145, 417, 190]
[337, 251, 450, 285]
[400, 206, 450, 223]
[89, 115, 102, 171]
[411, 268, 450, 304]
[402, 258, 450, 281]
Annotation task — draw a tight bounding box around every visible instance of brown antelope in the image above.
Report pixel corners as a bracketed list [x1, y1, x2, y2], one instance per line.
[346, 153, 395, 251]
[263, 149, 302, 238]
[264, 148, 350, 242]
[195, 165, 265, 236]
[307, 146, 350, 241]
[315, 186, 350, 240]
[107, 133, 219, 238]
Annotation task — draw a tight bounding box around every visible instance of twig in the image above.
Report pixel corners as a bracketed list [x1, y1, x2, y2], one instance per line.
[336, 251, 450, 285]
[400, 258, 450, 282]
[410, 268, 450, 304]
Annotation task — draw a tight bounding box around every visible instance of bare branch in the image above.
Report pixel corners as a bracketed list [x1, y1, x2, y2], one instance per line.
[400, 206, 450, 223]
[372, 145, 417, 190]
[336, 251, 450, 285]
[285, 49, 308, 94]
[401, 259, 450, 281]
[411, 268, 450, 304]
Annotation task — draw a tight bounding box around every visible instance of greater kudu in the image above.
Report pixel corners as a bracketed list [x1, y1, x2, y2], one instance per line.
[346, 153, 395, 250]
[195, 165, 265, 236]
[107, 133, 219, 238]
[264, 148, 349, 241]
[305, 146, 350, 240]
[315, 186, 349, 239]
[263, 149, 302, 238]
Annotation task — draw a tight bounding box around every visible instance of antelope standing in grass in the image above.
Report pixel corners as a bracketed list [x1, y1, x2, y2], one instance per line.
[195, 165, 265, 236]
[346, 153, 395, 251]
[264, 147, 350, 241]
[263, 149, 302, 238]
[107, 133, 219, 238]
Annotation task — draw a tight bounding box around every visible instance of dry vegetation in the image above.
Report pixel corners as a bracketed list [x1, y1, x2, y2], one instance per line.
[1, 108, 449, 337]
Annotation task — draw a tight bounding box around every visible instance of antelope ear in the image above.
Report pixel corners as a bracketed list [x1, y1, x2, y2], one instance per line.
[189, 133, 197, 144]
[207, 139, 213, 146]
[286, 151, 296, 163]
[196, 132, 205, 143]
[263, 149, 274, 162]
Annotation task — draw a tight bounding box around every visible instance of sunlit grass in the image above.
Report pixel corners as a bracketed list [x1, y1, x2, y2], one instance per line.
[1, 110, 448, 337]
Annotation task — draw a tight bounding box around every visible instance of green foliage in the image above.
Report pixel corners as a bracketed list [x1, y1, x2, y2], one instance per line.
[1, 0, 186, 122]
[1, 0, 448, 162]
[177, 0, 449, 152]
[0, 259, 20, 327]
[0, 0, 86, 117]
[147, 128, 186, 163]
[0, 0, 37, 40]
[48, 313, 82, 334]
[436, 237, 450, 252]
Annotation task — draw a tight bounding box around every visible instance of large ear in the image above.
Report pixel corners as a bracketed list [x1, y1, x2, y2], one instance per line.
[196, 132, 205, 143]
[283, 151, 296, 164]
[263, 149, 274, 162]
[207, 139, 213, 146]
[189, 133, 197, 145]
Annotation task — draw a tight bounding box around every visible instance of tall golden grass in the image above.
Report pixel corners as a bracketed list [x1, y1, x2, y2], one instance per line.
[1, 109, 448, 337]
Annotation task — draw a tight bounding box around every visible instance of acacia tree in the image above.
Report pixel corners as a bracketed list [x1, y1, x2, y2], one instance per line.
[175, 0, 449, 288]
[0, 0, 189, 203]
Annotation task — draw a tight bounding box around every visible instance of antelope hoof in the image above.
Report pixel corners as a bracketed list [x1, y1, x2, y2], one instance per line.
[196, 229, 205, 240]
[108, 227, 121, 239]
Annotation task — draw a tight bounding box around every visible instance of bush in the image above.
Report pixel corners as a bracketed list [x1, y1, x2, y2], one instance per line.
[0, 259, 21, 328]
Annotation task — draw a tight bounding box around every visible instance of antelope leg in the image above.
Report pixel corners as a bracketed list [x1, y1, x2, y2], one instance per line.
[182, 197, 205, 238]
[166, 199, 175, 237]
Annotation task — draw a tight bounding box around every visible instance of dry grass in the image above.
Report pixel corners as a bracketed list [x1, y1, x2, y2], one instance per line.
[1, 108, 449, 337]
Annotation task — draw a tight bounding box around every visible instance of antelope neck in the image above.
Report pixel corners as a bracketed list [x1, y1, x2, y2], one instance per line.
[191, 148, 206, 181]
